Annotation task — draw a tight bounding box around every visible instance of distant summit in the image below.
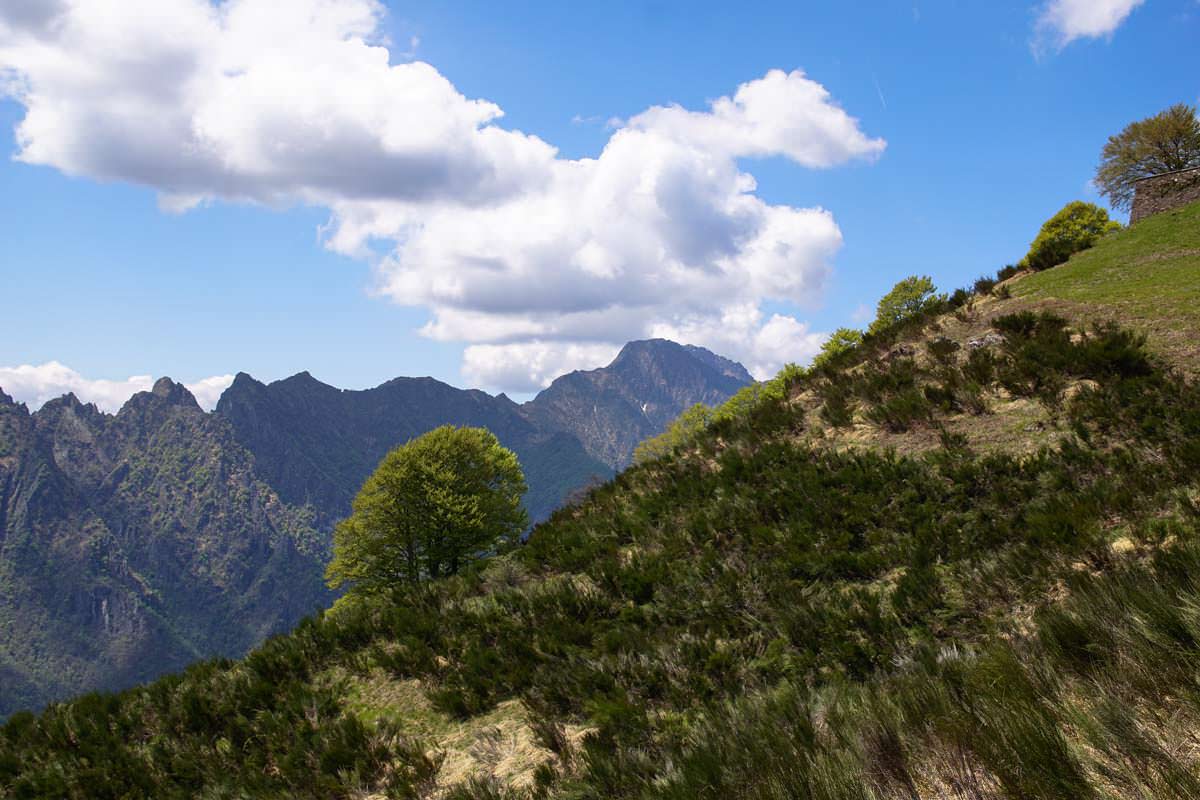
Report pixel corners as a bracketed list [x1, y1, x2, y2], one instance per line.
[522, 339, 754, 469]
[682, 344, 755, 383]
[215, 370, 609, 529]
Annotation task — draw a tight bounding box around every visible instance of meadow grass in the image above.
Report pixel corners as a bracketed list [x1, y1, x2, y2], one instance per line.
[1014, 199, 1200, 370]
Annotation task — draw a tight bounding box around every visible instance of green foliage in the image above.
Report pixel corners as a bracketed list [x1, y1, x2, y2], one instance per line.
[5, 306, 1200, 798]
[867, 275, 944, 336]
[326, 425, 527, 593]
[811, 328, 863, 371]
[1013, 198, 1200, 372]
[973, 275, 997, 295]
[633, 403, 713, 464]
[1095, 102, 1200, 211]
[1021, 201, 1122, 272]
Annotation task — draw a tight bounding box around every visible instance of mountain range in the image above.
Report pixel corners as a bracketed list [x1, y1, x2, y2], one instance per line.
[7, 199, 1199, 798]
[0, 339, 752, 716]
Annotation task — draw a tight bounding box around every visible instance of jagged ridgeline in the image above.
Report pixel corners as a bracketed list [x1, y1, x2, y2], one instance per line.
[2, 203, 1200, 798]
[0, 340, 751, 717]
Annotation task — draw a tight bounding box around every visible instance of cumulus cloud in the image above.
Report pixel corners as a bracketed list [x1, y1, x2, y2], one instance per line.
[0, 0, 886, 392]
[462, 342, 622, 394]
[1034, 0, 1145, 50]
[0, 362, 233, 412]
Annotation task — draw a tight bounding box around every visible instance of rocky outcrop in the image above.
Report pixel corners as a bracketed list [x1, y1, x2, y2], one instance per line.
[0, 381, 327, 718]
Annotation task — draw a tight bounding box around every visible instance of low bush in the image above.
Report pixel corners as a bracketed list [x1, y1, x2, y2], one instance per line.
[996, 263, 1020, 281]
[973, 275, 997, 295]
[1021, 201, 1122, 272]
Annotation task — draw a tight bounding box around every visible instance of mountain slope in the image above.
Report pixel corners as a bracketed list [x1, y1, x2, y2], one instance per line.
[0, 343, 752, 716]
[4, 206, 1198, 798]
[214, 371, 611, 528]
[0, 380, 326, 718]
[522, 339, 754, 468]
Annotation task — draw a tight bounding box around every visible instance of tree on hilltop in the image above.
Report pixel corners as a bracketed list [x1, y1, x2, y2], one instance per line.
[326, 425, 527, 593]
[1095, 103, 1200, 211]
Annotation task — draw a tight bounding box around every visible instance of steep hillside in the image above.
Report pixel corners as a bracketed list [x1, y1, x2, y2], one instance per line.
[788, 200, 1200, 458]
[3, 207, 1198, 799]
[0, 380, 327, 719]
[522, 339, 754, 468]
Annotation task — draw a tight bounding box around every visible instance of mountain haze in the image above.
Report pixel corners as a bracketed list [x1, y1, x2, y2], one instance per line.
[0, 342, 752, 716]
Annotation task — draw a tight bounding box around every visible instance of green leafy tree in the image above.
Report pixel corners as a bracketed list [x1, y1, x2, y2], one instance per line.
[1095, 103, 1200, 211]
[1020, 201, 1121, 272]
[868, 276, 942, 336]
[326, 425, 527, 593]
[811, 327, 863, 370]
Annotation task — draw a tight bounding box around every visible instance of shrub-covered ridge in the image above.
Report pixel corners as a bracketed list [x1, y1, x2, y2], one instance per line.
[3, 295, 1199, 799]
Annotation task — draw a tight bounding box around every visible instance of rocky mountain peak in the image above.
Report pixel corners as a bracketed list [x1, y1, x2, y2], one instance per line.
[682, 344, 755, 384]
[144, 378, 201, 410]
[35, 392, 102, 420]
[522, 339, 754, 469]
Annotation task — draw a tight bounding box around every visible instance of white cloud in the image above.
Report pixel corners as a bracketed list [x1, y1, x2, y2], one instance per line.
[648, 305, 828, 380]
[0, 1, 887, 392]
[0, 362, 232, 412]
[0, 0, 554, 210]
[185, 374, 238, 410]
[1034, 0, 1145, 50]
[463, 342, 621, 394]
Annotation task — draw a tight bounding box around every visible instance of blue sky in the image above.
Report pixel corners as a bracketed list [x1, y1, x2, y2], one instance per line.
[1, 0, 1196, 410]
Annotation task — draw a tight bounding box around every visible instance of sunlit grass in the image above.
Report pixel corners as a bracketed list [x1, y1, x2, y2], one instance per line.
[1015, 200, 1200, 370]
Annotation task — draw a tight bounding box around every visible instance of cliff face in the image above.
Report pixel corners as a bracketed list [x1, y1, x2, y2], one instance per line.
[0, 380, 327, 718]
[522, 340, 754, 468]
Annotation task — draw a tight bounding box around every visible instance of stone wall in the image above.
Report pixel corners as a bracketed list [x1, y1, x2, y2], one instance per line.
[1131, 166, 1200, 223]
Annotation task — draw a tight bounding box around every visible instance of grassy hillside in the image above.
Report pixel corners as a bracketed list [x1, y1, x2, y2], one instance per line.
[2, 205, 1200, 799]
[1014, 199, 1200, 372]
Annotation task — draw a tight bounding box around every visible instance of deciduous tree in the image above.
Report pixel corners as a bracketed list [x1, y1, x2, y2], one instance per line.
[326, 425, 527, 593]
[1095, 103, 1200, 211]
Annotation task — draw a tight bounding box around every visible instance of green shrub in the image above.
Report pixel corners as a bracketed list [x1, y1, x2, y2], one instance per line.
[633, 403, 714, 464]
[926, 336, 960, 365]
[811, 328, 863, 371]
[864, 388, 933, 432]
[948, 287, 972, 309]
[973, 275, 997, 295]
[817, 379, 856, 428]
[1021, 201, 1122, 272]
